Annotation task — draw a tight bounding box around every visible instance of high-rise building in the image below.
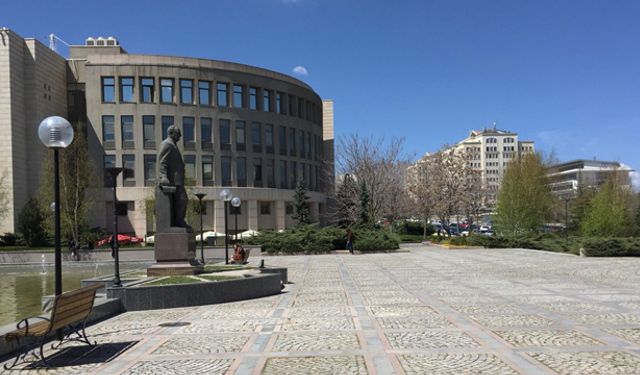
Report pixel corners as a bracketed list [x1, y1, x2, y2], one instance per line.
[0, 28, 334, 236]
[452, 126, 535, 205]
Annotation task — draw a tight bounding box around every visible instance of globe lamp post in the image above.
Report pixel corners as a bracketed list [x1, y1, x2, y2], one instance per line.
[195, 193, 206, 264]
[220, 189, 232, 264]
[38, 116, 74, 298]
[106, 167, 124, 287]
[231, 197, 242, 244]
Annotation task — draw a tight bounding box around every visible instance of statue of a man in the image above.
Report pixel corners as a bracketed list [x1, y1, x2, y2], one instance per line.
[158, 125, 189, 229]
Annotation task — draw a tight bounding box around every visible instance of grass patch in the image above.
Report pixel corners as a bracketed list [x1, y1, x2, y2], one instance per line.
[199, 275, 243, 282]
[202, 265, 250, 273]
[145, 276, 201, 286]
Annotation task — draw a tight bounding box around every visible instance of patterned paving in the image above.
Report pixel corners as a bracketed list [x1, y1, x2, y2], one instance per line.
[3, 246, 640, 374]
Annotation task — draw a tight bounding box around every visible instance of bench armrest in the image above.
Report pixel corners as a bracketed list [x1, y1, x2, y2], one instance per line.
[16, 316, 50, 335]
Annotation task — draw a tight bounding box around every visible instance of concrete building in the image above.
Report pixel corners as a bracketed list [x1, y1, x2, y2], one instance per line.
[452, 126, 535, 205]
[547, 159, 633, 199]
[0, 28, 334, 237]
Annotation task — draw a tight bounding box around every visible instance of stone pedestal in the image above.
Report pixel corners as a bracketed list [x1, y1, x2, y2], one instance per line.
[147, 229, 202, 276]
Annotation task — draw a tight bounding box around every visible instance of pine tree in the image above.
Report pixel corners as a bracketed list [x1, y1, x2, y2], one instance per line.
[292, 178, 311, 225]
[358, 180, 372, 227]
[17, 198, 48, 246]
[335, 174, 358, 227]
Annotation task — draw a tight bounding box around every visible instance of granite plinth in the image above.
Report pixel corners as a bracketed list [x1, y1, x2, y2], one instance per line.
[153, 231, 196, 262]
[147, 262, 203, 276]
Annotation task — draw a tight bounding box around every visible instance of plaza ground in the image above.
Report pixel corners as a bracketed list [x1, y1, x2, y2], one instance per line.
[3, 244, 640, 374]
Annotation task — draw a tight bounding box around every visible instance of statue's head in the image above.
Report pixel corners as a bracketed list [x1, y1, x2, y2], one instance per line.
[167, 125, 181, 142]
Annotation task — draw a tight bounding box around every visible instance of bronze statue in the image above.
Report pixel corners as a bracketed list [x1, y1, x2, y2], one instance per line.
[157, 125, 190, 230]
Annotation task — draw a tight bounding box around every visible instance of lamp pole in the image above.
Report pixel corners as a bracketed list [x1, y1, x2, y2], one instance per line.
[195, 193, 206, 264]
[231, 197, 242, 244]
[38, 116, 74, 298]
[106, 167, 124, 287]
[220, 189, 232, 264]
[564, 197, 570, 247]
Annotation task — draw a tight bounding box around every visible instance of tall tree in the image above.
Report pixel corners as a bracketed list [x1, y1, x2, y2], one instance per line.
[407, 153, 439, 238]
[334, 173, 359, 227]
[39, 124, 95, 244]
[494, 153, 553, 235]
[337, 134, 411, 224]
[358, 180, 372, 227]
[581, 174, 636, 237]
[432, 148, 466, 233]
[17, 198, 48, 246]
[292, 178, 311, 225]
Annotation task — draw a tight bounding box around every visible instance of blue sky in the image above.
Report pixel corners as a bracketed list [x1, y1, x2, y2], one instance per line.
[3, 0, 640, 187]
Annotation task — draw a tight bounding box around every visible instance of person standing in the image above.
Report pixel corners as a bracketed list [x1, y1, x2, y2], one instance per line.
[346, 229, 354, 254]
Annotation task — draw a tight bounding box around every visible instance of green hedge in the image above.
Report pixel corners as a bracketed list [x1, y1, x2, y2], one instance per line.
[580, 237, 640, 257]
[463, 233, 580, 255]
[245, 225, 400, 254]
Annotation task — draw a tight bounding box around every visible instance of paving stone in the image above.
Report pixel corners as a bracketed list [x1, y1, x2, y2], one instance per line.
[261, 355, 368, 375]
[386, 331, 480, 349]
[272, 332, 360, 352]
[606, 328, 640, 345]
[468, 314, 554, 328]
[278, 317, 355, 331]
[574, 313, 640, 325]
[122, 359, 234, 374]
[367, 305, 437, 317]
[493, 330, 603, 347]
[376, 314, 454, 329]
[528, 351, 640, 374]
[399, 353, 518, 375]
[449, 304, 525, 315]
[151, 334, 251, 355]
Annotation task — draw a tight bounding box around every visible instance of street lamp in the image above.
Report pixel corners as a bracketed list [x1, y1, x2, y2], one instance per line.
[231, 197, 241, 244]
[220, 189, 232, 264]
[564, 197, 570, 248]
[106, 167, 124, 287]
[38, 116, 74, 298]
[195, 193, 206, 264]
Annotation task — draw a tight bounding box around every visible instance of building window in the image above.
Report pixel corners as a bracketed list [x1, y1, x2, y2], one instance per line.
[198, 81, 210, 106]
[104, 154, 115, 187]
[285, 202, 293, 215]
[140, 77, 154, 103]
[252, 122, 262, 152]
[289, 128, 296, 156]
[288, 95, 296, 116]
[297, 130, 304, 157]
[143, 115, 155, 148]
[144, 155, 156, 186]
[279, 160, 287, 189]
[290, 161, 297, 189]
[279, 126, 287, 155]
[101, 77, 115, 103]
[122, 154, 135, 182]
[116, 202, 128, 216]
[121, 115, 134, 148]
[263, 90, 271, 112]
[180, 79, 194, 105]
[161, 116, 174, 139]
[183, 117, 195, 149]
[298, 98, 304, 119]
[220, 119, 231, 149]
[237, 157, 247, 187]
[260, 202, 271, 215]
[266, 159, 275, 188]
[160, 78, 174, 103]
[233, 84, 244, 108]
[221, 156, 232, 186]
[102, 115, 115, 146]
[249, 87, 258, 110]
[253, 158, 263, 187]
[276, 92, 284, 114]
[202, 155, 214, 186]
[201, 117, 212, 146]
[185, 155, 196, 186]
[216, 82, 228, 107]
[120, 77, 134, 103]
[236, 121, 245, 150]
[306, 101, 311, 121]
[306, 132, 312, 159]
[265, 124, 274, 153]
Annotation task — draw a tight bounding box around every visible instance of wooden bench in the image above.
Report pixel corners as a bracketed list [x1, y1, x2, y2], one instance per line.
[3, 283, 103, 369]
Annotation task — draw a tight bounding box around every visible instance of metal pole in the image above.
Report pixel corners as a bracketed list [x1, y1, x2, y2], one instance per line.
[224, 200, 229, 264]
[200, 198, 205, 264]
[234, 210, 238, 244]
[113, 173, 121, 287]
[54, 149, 62, 297]
[565, 198, 569, 248]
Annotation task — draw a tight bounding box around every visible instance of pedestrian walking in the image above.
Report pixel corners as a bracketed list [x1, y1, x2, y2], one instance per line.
[346, 229, 354, 254]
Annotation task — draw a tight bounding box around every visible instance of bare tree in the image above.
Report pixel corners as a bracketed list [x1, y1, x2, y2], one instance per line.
[459, 151, 487, 230]
[406, 153, 439, 238]
[337, 134, 411, 224]
[333, 173, 359, 227]
[431, 147, 467, 233]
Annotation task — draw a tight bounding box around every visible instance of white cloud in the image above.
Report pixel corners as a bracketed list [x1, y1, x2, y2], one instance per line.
[292, 65, 309, 76]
